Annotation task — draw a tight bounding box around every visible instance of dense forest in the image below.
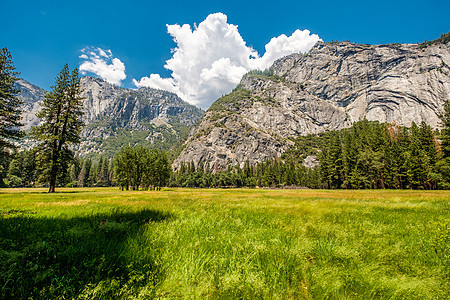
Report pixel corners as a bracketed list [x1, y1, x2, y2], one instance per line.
[171, 116, 450, 190]
[2, 115, 449, 190]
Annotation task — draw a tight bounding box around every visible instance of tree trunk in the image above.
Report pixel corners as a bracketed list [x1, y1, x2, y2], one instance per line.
[48, 141, 59, 193]
[48, 176, 56, 193]
[48, 157, 58, 193]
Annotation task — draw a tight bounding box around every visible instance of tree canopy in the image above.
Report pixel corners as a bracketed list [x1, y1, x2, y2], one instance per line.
[0, 48, 23, 186]
[114, 146, 171, 191]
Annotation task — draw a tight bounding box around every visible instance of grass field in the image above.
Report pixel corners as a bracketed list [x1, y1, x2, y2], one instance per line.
[0, 188, 449, 299]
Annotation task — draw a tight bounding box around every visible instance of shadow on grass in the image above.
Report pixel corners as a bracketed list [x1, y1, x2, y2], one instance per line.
[0, 209, 171, 299]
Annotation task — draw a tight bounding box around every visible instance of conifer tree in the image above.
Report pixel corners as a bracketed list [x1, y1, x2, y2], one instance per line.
[78, 160, 88, 187]
[0, 48, 23, 170]
[435, 100, 450, 189]
[441, 100, 450, 158]
[102, 157, 110, 186]
[69, 163, 77, 184]
[32, 65, 84, 192]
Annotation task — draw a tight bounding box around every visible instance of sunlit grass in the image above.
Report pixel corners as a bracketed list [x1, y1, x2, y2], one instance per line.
[0, 188, 448, 299]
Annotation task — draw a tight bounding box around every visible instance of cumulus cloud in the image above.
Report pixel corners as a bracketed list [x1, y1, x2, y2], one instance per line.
[79, 47, 126, 86]
[133, 12, 320, 109]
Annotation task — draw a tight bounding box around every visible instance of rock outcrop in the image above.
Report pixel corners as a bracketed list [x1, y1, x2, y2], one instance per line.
[174, 41, 450, 170]
[16, 79, 46, 130]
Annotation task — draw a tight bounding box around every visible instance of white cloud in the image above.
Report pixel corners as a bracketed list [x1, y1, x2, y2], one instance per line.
[133, 12, 320, 109]
[79, 47, 126, 86]
[250, 29, 322, 70]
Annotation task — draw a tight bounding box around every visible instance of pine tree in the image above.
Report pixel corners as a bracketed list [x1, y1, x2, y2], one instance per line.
[78, 160, 87, 187]
[114, 146, 134, 190]
[88, 162, 97, 187]
[435, 100, 450, 189]
[153, 149, 171, 190]
[0, 48, 23, 165]
[102, 157, 110, 186]
[441, 100, 450, 158]
[69, 163, 77, 184]
[32, 65, 84, 192]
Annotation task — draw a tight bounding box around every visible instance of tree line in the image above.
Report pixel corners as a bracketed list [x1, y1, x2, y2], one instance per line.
[3, 150, 113, 188]
[3, 147, 172, 190]
[169, 159, 321, 188]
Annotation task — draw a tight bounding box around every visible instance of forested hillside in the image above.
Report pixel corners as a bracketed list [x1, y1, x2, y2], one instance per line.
[170, 115, 450, 189]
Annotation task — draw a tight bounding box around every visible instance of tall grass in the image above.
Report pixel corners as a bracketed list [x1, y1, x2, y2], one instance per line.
[0, 188, 448, 299]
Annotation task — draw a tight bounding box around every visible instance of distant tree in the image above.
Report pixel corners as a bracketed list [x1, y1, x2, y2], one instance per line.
[102, 157, 110, 186]
[69, 163, 78, 184]
[0, 48, 23, 184]
[32, 65, 84, 192]
[441, 101, 450, 158]
[87, 161, 97, 186]
[115, 146, 171, 191]
[6, 157, 23, 187]
[78, 159, 91, 187]
[152, 149, 171, 190]
[435, 101, 450, 189]
[114, 146, 134, 190]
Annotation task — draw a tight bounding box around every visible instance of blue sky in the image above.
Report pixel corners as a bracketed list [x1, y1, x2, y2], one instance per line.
[1, 0, 448, 108]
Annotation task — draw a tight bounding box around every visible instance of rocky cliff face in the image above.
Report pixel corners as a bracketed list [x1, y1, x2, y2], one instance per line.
[78, 77, 204, 156]
[17, 77, 204, 157]
[174, 41, 450, 170]
[15, 79, 46, 130]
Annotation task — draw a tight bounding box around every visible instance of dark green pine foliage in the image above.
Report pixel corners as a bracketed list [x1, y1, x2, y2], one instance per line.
[0, 48, 23, 182]
[441, 101, 450, 158]
[77, 159, 90, 187]
[5, 149, 37, 187]
[102, 157, 110, 186]
[114, 146, 171, 191]
[32, 65, 84, 192]
[170, 158, 321, 189]
[435, 101, 450, 189]
[317, 120, 443, 189]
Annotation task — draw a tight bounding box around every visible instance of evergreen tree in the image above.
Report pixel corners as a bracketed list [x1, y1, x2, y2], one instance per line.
[152, 149, 171, 190]
[115, 146, 171, 190]
[441, 100, 450, 158]
[102, 157, 110, 186]
[96, 156, 104, 185]
[78, 160, 88, 187]
[87, 161, 97, 187]
[69, 163, 77, 184]
[435, 100, 450, 189]
[114, 146, 135, 190]
[0, 48, 23, 180]
[6, 158, 23, 187]
[32, 65, 84, 192]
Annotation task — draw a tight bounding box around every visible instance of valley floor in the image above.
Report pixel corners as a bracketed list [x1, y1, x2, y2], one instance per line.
[0, 188, 449, 299]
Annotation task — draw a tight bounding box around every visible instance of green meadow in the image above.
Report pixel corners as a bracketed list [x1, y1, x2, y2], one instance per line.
[0, 188, 448, 299]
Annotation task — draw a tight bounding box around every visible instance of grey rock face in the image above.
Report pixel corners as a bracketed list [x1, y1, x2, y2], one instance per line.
[15, 79, 46, 130]
[80, 76, 126, 122]
[174, 41, 450, 170]
[78, 78, 204, 156]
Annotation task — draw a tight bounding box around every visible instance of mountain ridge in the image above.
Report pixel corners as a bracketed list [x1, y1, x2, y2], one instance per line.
[173, 40, 450, 170]
[16, 76, 204, 158]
